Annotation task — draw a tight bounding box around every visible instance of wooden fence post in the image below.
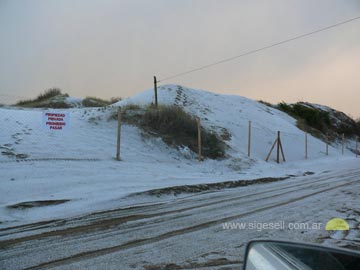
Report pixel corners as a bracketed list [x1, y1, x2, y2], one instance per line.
[266, 139, 277, 162]
[266, 131, 285, 163]
[276, 131, 280, 163]
[154, 76, 158, 108]
[248, 121, 251, 158]
[116, 108, 122, 161]
[197, 118, 202, 161]
[326, 135, 329, 156]
[278, 132, 286, 162]
[305, 132, 308, 159]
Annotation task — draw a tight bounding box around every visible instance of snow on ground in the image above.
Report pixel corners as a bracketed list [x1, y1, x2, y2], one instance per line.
[64, 96, 83, 107]
[0, 84, 358, 227]
[2, 166, 360, 270]
[118, 84, 333, 161]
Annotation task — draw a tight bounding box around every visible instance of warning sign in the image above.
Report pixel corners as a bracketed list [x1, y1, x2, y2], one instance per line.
[42, 112, 70, 131]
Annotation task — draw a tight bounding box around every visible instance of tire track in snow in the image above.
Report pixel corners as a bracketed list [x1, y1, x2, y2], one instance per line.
[1, 169, 359, 245]
[6, 173, 359, 270]
[24, 179, 360, 270]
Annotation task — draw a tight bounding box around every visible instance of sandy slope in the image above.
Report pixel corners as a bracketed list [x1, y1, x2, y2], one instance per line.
[0, 85, 357, 227]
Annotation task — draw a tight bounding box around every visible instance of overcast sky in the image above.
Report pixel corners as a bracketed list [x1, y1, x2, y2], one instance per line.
[0, 0, 359, 117]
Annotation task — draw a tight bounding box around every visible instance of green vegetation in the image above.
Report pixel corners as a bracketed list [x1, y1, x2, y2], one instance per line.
[277, 102, 360, 140]
[15, 88, 120, 108]
[81, 96, 122, 107]
[111, 104, 225, 159]
[122, 104, 141, 111]
[258, 100, 273, 107]
[341, 120, 360, 137]
[82, 97, 112, 107]
[107, 103, 143, 123]
[277, 102, 331, 134]
[34, 88, 63, 101]
[15, 88, 70, 108]
[140, 105, 225, 159]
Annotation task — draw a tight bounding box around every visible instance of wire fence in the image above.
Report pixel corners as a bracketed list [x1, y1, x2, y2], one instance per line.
[0, 94, 359, 165]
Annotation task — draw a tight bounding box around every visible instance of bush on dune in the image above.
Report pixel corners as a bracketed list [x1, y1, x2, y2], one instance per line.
[141, 105, 225, 159]
[277, 102, 331, 133]
[82, 97, 112, 107]
[15, 88, 69, 108]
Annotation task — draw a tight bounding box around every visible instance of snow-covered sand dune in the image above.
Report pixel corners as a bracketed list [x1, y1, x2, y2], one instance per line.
[118, 84, 341, 161]
[0, 85, 356, 226]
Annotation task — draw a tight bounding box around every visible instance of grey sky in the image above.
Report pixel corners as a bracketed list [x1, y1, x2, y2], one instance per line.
[0, 0, 359, 117]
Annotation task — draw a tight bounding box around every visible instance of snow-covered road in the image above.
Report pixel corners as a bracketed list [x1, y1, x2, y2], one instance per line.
[1, 166, 360, 270]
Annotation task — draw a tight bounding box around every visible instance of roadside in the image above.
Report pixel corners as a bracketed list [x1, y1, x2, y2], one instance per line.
[1, 157, 356, 228]
[1, 166, 360, 270]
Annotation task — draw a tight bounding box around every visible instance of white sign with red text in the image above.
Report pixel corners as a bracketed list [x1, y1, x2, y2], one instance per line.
[42, 112, 70, 131]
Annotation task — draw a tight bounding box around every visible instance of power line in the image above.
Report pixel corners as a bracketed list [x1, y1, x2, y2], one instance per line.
[158, 15, 360, 83]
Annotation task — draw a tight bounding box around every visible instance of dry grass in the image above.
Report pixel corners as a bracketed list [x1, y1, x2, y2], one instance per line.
[109, 104, 226, 159]
[140, 105, 225, 159]
[82, 97, 112, 107]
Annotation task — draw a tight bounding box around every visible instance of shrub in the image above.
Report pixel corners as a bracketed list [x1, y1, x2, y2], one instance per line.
[122, 104, 141, 111]
[258, 100, 273, 107]
[296, 119, 322, 139]
[42, 101, 71, 109]
[109, 104, 226, 159]
[141, 105, 225, 159]
[292, 104, 330, 130]
[36, 88, 64, 101]
[277, 102, 293, 114]
[277, 102, 331, 133]
[142, 105, 198, 135]
[339, 122, 360, 137]
[16, 87, 68, 107]
[202, 132, 225, 159]
[82, 97, 111, 107]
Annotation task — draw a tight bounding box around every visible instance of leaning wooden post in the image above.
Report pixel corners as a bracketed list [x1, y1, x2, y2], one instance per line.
[276, 131, 280, 164]
[154, 76, 158, 108]
[266, 131, 285, 163]
[197, 118, 202, 161]
[342, 133, 345, 156]
[305, 132, 308, 159]
[265, 139, 277, 162]
[116, 108, 122, 161]
[248, 121, 252, 158]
